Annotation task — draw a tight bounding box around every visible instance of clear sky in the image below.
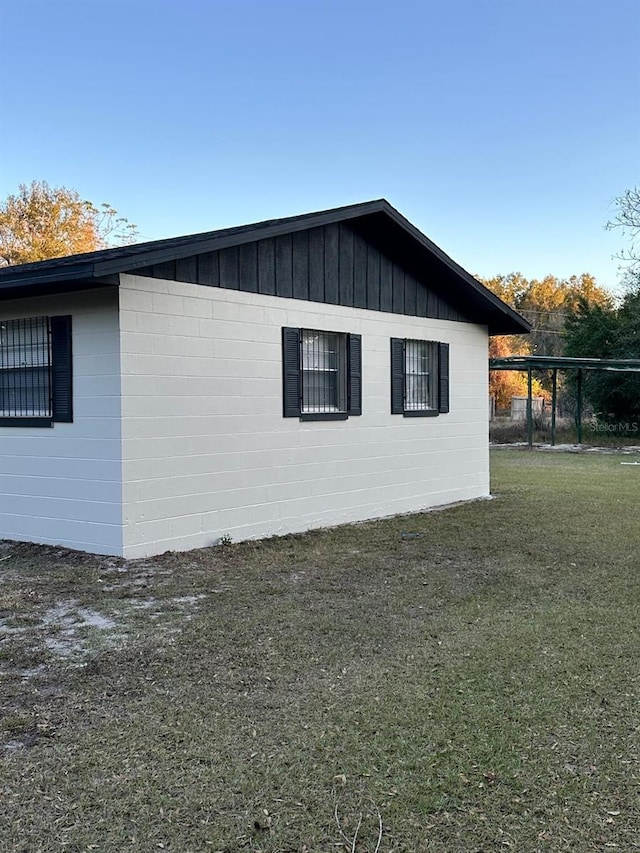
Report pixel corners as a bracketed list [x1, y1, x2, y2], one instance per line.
[0, 0, 638, 290]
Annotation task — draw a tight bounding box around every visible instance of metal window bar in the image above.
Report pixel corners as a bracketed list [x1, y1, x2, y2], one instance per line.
[404, 339, 434, 410]
[0, 317, 52, 417]
[301, 329, 346, 413]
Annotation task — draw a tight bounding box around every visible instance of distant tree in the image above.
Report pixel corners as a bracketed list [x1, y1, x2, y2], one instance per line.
[483, 272, 612, 358]
[607, 186, 640, 279]
[482, 271, 531, 308]
[564, 277, 640, 421]
[489, 334, 547, 410]
[484, 272, 613, 406]
[559, 186, 640, 420]
[0, 180, 138, 266]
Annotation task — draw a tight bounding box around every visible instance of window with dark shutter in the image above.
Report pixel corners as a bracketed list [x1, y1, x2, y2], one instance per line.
[347, 333, 362, 416]
[0, 314, 72, 427]
[390, 338, 405, 414]
[438, 342, 450, 413]
[51, 316, 73, 423]
[282, 327, 362, 421]
[390, 337, 450, 417]
[282, 327, 301, 418]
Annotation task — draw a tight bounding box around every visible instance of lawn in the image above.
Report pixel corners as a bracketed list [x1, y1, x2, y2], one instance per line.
[1, 448, 639, 852]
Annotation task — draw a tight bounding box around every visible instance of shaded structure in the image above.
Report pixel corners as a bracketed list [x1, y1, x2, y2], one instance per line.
[489, 355, 640, 447]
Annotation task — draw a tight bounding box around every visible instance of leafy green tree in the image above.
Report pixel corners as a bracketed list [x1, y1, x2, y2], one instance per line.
[564, 278, 640, 421]
[0, 180, 138, 266]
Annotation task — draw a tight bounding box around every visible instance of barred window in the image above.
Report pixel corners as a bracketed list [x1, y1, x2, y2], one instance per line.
[391, 338, 450, 417]
[404, 339, 437, 411]
[282, 327, 362, 420]
[0, 314, 72, 427]
[0, 317, 52, 418]
[301, 329, 347, 413]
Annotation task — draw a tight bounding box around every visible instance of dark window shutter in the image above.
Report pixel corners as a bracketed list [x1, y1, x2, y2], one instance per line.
[50, 315, 73, 422]
[390, 337, 405, 414]
[438, 342, 450, 413]
[282, 327, 301, 417]
[347, 333, 362, 416]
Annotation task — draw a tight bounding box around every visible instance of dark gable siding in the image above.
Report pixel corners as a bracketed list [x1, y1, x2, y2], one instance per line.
[292, 230, 309, 300]
[379, 254, 393, 313]
[275, 234, 293, 298]
[257, 239, 276, 295]
[219, 246, 239, 290]
[175, 256, 197, 284]
[338, 225, 354, 306]
[239, 242, 258, 293]
[135, 223, 472, 323]
[198, 252, 218, 286]
[308, 226, 325, 303]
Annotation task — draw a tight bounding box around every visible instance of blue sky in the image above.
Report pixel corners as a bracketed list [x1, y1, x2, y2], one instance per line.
[0, 0, 638, 290]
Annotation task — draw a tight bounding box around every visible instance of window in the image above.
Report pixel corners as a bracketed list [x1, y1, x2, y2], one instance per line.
[301, 329, 347, 413]
[282, 327, 361, 420]
[390, 338, 449, 416]
[0, 315, 72, 427]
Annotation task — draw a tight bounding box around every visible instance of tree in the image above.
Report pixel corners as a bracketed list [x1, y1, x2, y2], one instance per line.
[484, 272, 613, 407]
[559, 186, 640, 421]
[607, 186, 640, 280]
[483, 272, 612, 359]
[564, 278, 640, 421]
[0, 181, 138, 266]
[489, 334, 547, 410]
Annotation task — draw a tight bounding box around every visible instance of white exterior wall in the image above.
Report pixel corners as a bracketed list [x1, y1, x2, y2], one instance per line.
[120, 274, 489, 558]
[0, 289, 123, 555]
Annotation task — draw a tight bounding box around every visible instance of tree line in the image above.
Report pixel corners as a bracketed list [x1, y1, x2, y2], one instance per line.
[484, 188, 640, 422]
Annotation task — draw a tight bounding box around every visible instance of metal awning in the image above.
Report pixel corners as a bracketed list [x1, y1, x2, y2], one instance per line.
[490, 355, 640, 372]
[489, 355, 640, 447]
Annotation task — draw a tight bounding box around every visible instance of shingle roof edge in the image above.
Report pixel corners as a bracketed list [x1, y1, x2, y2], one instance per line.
[0, 199, 530, 334]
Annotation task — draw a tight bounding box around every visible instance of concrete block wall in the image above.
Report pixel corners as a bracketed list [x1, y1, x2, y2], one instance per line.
[0, 288, 123, 554]
[119, 274, 489, 558]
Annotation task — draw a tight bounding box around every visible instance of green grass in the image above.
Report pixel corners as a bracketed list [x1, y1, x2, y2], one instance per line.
[1, 448, 639, 851]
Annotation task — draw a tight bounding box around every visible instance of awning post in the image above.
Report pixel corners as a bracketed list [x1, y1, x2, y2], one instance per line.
[527, 366, 533, 449]
[551, 368, 557, 446]
[576, 368, 583, 444]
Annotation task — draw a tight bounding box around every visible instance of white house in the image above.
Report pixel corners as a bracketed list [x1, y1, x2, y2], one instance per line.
[0, 200, 529, 557]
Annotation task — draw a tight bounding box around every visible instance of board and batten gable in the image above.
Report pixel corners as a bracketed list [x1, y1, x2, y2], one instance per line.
[119, 272, 489, 558]
[133, 222, 471, 323]
[0, 288, 124, 554]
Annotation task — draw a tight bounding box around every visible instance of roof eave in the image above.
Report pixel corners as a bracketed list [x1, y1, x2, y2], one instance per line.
[487, 314, 532, 335]
[0, 199, 530, 334]
[94, 199, 389, 276]
[0, 263, 95, 289]
[0, 273, 119, 301]
[376, 204, 530, 335]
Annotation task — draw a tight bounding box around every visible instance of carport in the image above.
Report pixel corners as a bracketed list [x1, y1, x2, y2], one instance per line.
[489, 355, 640, 447]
